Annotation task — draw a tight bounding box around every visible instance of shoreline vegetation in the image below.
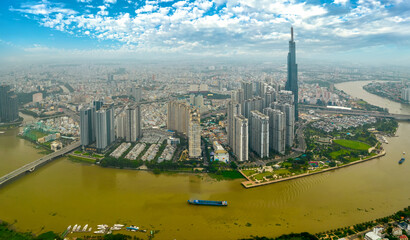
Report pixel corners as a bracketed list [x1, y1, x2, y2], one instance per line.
[363, 81, 409, 105]
[239, 150, 386, 188]
[1, 206, 408, 240]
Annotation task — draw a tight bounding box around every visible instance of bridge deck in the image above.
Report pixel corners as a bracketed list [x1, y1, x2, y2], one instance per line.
[0, 142, 81, 187]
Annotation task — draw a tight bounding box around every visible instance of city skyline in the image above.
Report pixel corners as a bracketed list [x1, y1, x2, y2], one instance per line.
[1, 0, 410, 64]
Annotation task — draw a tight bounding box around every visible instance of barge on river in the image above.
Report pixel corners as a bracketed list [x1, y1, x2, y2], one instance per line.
[188, 200, 228, 206]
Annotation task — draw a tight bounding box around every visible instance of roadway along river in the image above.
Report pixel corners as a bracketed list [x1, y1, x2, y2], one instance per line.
[0, 81, 409, 240]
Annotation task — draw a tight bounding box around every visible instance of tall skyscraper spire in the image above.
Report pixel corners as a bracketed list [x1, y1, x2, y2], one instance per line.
[291, 26, 294, 42]
[285, 27, 299, 121]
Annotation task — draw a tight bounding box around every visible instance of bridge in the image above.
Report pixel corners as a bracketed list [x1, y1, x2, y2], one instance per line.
[0, 141, 81, 188]
[300, 105, 410, 121]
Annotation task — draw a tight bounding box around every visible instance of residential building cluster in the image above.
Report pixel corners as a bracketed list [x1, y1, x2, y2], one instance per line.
[311, 115, 377, 132]
[125, 143, 147, 160]
[110, 142, 131, 158]
[38, 116, 80, 137]
[167, 100, 202, 158]
[141, 143, 160, 161]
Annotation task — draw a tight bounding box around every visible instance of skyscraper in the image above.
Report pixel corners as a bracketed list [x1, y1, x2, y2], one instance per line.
[167, 100, 190, 135]
[0, 85, 19, 123]
[93, 100, 104, 111]
[241, 82, 253, 100]
[131, 86, 142, 103]
[250, 110, 269, 158]
[285, 27, 299, 120]
[234, 115, 248, 162]
[188, 109, 201, 158]
[264, 108, 286, 154]
[243, 97, 263, 119]
[96, 105, 115, 152]
[125, 105, 142, 142]
[272, 102, 295, 148]
[231, 89, 244, 104]
[116, 112, 127, 139]
[80, 107, 95, 147]
[227, 100, 241, 149]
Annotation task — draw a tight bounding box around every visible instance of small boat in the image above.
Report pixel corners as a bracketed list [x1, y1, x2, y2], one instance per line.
[0, 131, 5, 134]
[77, 225, 81, 232]
[72, 224, 78, 232]
[82, 224, 88, 232]
[188, 199, 228, 206]
[113, 224, 124, 228]
[126, 226, 139, 231]
[94, 230, 105, 234]
[66, 225, 72, 231]
[399, 152, 405, 164]
[88, 227, 92, 232]
[97, 224, 108, 229]
[110, 227, 122, 231]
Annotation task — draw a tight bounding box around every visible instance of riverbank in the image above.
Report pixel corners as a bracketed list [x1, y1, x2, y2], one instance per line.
[240, 150, 386, 188]
[363, 81, 409, 106]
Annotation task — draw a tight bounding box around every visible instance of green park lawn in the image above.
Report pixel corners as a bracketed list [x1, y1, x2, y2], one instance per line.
[333, 139, 371, 151]
[330, 149, 351, 159]
[253, 172, 273, 180]
[274, 169, 291, 175]
[242, 169, 256, 176]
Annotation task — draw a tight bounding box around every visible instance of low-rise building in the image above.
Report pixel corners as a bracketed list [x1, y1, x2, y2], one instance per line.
[213, 141, 229, 163]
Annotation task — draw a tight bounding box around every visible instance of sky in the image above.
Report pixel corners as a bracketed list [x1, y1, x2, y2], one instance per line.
[1, 0, 410, 65]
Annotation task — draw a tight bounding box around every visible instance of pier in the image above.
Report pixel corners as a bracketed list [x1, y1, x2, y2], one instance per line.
[0, 141, 81, 188]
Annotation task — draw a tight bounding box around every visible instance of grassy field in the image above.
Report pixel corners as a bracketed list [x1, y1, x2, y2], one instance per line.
[209, 171, 244, 180]
[333, 139, 371, 151]
[253, 172, 273, 180]
[242, 169, 256, 176]
[330, 149, 351, 159]
[68, 155, 96, 164]
[274, 169, 291, 175]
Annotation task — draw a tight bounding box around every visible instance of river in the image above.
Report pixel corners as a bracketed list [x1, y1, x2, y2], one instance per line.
[0, 82, 409, 240]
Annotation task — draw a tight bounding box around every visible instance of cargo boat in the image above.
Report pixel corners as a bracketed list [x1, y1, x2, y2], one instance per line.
[188, 200, 228, 206]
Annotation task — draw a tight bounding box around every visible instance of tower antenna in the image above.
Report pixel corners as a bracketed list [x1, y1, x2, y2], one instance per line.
[291, 27, 294, 41]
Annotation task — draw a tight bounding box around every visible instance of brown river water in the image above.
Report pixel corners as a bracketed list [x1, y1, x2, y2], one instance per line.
[0, 81, 409, 239]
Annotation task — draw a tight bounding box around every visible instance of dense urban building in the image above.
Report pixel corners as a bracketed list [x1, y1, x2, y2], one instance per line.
[243, 97, 263, 119]
[250, 110, 269, 158]
[32, 92, 43, 103]
[285, 27, 299, 120]
[0, 85, 19, 123]
[231, 89, 244, 104]
[241, 82, 253, 100]
[271, 102, 295, 148]
[234, 115, 249, 162]
[125, 105, 142, 142]
[167, 100, 190, 135]
[227, 100, 241, 149]
[80, 107, 95, 147]
[116, 112, 127, 139]
[401, 88, 410, 103]
[188, 109, 201, 158]
[96, 105, 115, 152]
[264, 108, 286, 154]
[131, 86, 142, 102]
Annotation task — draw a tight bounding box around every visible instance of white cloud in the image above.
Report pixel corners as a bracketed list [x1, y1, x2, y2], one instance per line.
[8, 0, 410, 58]
[333, 0, 349, 5]
[104, 0, 117, 4]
